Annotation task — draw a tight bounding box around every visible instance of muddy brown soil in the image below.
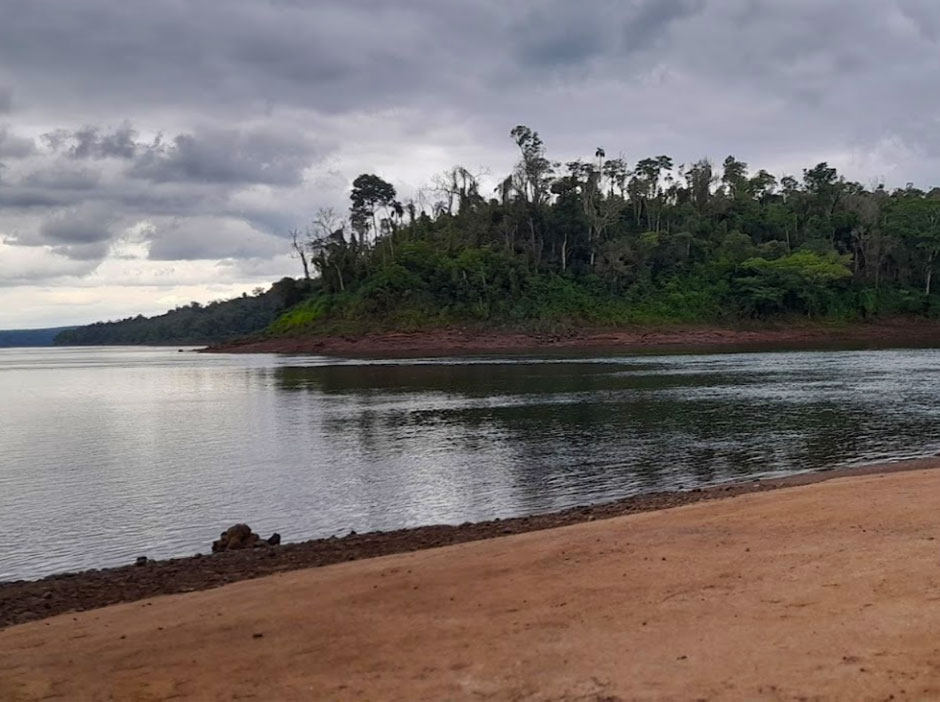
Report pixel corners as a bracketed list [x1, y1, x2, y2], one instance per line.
[5, 465, 940, 701]
[204, 320, 940, 356]
[2, 458, 937, 631]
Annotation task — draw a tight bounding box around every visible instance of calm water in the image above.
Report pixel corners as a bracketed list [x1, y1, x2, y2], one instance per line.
[2, 345, 940, 581]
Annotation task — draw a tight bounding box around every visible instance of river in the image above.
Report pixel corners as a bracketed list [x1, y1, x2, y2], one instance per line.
[2, 345, 939, 581]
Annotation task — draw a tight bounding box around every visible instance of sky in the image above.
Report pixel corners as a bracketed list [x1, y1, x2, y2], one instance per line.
[2, 0, 940, 328]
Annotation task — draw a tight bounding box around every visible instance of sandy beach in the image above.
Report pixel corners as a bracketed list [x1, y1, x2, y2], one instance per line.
[5, 465, 940, 700]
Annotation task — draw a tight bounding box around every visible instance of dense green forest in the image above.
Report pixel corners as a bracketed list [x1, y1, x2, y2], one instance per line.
[55, 125, 940, 344]
[274, 125, 940, 336]
[54, 279, 308, 345]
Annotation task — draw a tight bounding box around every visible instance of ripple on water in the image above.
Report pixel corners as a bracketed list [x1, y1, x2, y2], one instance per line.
[2, 345, 940, 580]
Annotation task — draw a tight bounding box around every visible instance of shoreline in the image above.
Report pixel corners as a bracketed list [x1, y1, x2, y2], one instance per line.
[8, 463, 940, 699]
[203, 319, 940, 356]
[3, 455, 939, 630]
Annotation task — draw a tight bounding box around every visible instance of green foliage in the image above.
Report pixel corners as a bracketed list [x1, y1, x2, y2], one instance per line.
[72, 126, 940, 344]
[735, 251, 852, 316]
[275, 147, 940, 333]
[267, 294, 332, 335]
[55, 278, 312, 345]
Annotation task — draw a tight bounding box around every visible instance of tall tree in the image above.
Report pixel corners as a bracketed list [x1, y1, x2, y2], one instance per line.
[631, 156, 674, 231]
[685, 158, 715, 212]
[289, 228, 311, 280]
[509, 125, 554, 206]
[350, 174, 397, 244]
[721, 156, 748, 198]
[509, 125, 556, 267]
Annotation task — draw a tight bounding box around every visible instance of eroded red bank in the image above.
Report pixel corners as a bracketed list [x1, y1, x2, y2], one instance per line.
[204, 321, 940, 356]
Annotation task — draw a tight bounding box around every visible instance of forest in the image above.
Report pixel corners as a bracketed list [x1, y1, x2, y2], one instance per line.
[54, 278, 308, 345]
[58, 125, 940, 345]
[275, 124, 940, 336]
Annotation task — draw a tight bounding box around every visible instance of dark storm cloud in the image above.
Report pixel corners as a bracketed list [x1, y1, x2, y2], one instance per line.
[0, 0, 932, 125]
[39, 208, 114, 245]
[47, 240, 112, 261]
[622, 0, 705, 52]
[0, 0, 708, 120]
[0, 87, 11, 113]
[512, 0, 705, 74]
[129, 128, 321, 186]
[2, 206, 114, 259]
[512, 6, 610, 69]
[33, 123, 324, 192]
[0, 203, 119, 265]
[0, 120, 329, 264]
[68, 124, 140, 160]
[40, 125, 141, 161]
[0, 0, 463, 115]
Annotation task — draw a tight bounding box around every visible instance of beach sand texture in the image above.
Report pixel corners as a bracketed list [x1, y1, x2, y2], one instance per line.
[4, 468, 940, 701]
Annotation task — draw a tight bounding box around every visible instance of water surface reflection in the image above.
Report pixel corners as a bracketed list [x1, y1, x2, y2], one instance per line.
[2, 347, 940, 580]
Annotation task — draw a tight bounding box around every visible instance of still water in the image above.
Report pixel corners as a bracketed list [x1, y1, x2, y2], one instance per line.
[2, 345, 940, 581]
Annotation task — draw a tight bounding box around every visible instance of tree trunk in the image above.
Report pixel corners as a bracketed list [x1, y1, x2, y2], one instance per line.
[528, 218, 541, 268]
[333, 263, 345, 292]
[561, 232, 568, 272]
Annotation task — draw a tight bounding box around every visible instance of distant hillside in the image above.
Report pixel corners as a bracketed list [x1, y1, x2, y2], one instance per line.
[54, 278, 311, 346]
[0, 327, 76, 347]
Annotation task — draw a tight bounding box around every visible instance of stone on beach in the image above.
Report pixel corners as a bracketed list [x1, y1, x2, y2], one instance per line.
[212, 524, 280, 552]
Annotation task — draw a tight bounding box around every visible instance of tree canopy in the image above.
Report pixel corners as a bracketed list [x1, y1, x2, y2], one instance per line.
[277, 125, 940, 335]
[63, 125, 940, 345]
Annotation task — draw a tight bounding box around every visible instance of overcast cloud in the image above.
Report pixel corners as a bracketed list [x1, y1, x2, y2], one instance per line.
[2, 0, 940, 327]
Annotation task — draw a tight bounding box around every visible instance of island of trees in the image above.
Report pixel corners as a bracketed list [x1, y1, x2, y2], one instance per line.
[57, 125, 940, 345]
[277, 125, 940, 335]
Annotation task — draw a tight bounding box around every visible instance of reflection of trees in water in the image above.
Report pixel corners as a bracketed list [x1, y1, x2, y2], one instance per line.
[272, 362, 728, 397]
[270, 363, 940, 517]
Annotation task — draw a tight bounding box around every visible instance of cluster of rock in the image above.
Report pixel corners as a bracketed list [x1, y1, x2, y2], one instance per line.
[212, 524, 281, 552]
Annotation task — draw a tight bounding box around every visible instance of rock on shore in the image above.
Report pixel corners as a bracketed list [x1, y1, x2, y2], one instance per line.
[212, 524, 281, 552]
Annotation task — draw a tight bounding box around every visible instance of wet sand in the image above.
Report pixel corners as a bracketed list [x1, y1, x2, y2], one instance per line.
[5, 464, 940, 701]
[205, 319, 940, 356]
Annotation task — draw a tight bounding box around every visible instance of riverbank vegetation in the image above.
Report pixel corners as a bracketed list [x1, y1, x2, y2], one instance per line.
[57, 125, 940, 344]
[278, 125, 940, 336]
[54, 279, 308, 345]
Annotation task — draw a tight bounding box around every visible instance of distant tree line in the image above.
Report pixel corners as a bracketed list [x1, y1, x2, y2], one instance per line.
[0, 327, 75, 347]
[279, 125, 940, 333]
[54, 278, 309, 345]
